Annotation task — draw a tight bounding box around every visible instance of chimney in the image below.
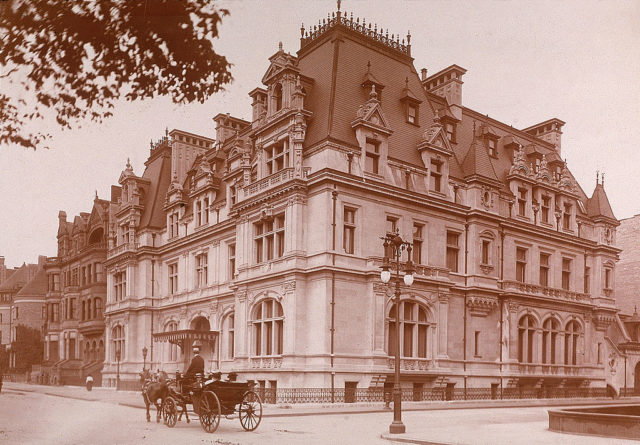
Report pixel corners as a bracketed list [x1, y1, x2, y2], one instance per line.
[422, 64, 467, 120]
[38, 255, 47, 267]
[522, 118, 565, 156]
[58, 211, 67, 223]
[169, 129, 214, 184]
[421, 68, 427, 81]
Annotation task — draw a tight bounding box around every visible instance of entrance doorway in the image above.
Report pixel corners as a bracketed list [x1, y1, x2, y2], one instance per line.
[634, 362, 640, 395]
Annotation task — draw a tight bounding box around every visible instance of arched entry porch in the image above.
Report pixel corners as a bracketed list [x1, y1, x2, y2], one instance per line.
[152, 316, 219, 373]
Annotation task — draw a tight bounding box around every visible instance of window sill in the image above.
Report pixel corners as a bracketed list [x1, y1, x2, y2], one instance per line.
[515, 215, 530, 222]
[194, 223, 210, 232]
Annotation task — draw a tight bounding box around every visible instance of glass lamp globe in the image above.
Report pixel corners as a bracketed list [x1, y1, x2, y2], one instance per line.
[403, 273, 414, 286]
[381, 270, 391, 283]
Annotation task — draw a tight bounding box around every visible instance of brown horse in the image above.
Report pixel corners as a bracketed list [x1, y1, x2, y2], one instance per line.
[140, 370, 169, 422]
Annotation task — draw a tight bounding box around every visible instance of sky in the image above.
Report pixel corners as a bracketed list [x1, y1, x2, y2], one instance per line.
[1, 0, 639, 268]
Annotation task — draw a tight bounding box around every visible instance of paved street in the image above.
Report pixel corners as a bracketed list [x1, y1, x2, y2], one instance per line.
[1, 384, 638, 445]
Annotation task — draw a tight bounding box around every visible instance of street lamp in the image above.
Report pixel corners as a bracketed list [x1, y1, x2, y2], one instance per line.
[380, 231, 414, 434]
[116, 345, 121, 391]
[142, 346, 148, 372]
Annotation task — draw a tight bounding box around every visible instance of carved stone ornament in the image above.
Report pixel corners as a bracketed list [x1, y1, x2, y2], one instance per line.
[480, 186, 494, 210]
[479, 264, 494, 275]
[282, 280, 296, 293]
[373, 282, 391, 296]
[609, 352, 617, 374]
[466, 296, 499, 317]
[594, 313, 615, 331]
[437, 293, 450, 303]
[236, 291, 247, 304]
[508, 300, 520, 314]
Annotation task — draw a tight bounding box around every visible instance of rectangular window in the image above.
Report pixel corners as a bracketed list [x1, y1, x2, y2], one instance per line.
[365, 139, 380, 174]
[230, 185, 237, 205]
[430, 160, 442, 192]
[474, 331, 481, 356]
[517, 188, 527, 217]
[516, 247, 527, 282]
[196, 201, 202, 226]
[168, 262, 178, 294]
[343, 207, 356, 254]
[254, 214, 286, 263]
[481, 240, 490, 265]
[386, 216, 398, 235]
[444, 122, 455, 143]
[413, 223, 424, 264]
[563, 203, 572, 230]
[195, 253, 208, 288]
[228, 243, 236, 280]
[203, 197, 209, 225]
[488, 138, 497, 157]
[584, 266, 591, 294]
[407, 104, 417, 124]
[446, 232, 459, 273]
[597, 342, 602, 364]
[539, 253, 550, 287]
[69, 298, 75, 319]
[265, 141, 288, 175]
[541, 196, 550, 223]
[562, 258, 571, 291]
[604, 268, 612, 290]
[114, 271, 126, 301]
[169, 212, 179, 238]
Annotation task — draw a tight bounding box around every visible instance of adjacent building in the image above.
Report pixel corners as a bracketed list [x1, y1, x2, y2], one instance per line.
[42, 197, 109, 385]
[99, 4, 635, 396]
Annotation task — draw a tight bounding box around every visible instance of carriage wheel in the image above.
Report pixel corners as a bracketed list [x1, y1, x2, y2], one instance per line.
[199, 390, 221, 434]
[239, 390, 263, 431]
[162, 397, 178, 428]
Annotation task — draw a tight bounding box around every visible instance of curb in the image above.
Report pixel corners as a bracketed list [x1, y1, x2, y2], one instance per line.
[380, 434, 457, 445]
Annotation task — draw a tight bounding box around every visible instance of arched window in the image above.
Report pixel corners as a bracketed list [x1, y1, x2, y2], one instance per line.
[223, 313, 235, 359]
[94, 298, 102, 318]
[518, 315, 537, 363]
[273, 83, 283, 112]
[253, 299, 283, 356]
[387, 301, 431, 358]
[92, 340, 97, 361]
[542, 318, 560, 364]
[165, 322, 178, 362]
[98, 340, 104, 360]
[565, 320, 580, 365]
[87, 299, 92, 320]
[111, 325, 125, 362]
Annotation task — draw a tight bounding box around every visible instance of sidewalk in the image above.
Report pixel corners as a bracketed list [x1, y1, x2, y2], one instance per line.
[5, 381, 640, 418]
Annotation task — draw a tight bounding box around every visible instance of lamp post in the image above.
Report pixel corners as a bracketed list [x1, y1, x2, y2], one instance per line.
[115, 346, 121, 391]
[142, 346, 148, 372]
[380, 231, 414, 434]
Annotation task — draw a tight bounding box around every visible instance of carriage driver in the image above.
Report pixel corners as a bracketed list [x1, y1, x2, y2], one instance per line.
[185, 345, 205, 378]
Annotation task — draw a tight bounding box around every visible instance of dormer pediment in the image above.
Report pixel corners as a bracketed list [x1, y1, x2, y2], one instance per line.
[262, 49, 299, 85]
[352, 97, 392, 135]
[417, 124, 453, 157]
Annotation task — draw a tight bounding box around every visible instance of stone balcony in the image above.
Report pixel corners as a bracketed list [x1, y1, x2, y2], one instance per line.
[503, 280, 590, 302]
[507, 362, 592, 378]
[78, 318, 105, 335]
[241, 167, 310, 201]
[108, 242, 139, 258]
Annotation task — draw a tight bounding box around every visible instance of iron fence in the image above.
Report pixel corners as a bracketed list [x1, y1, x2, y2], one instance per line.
[259, 385, 616, 404]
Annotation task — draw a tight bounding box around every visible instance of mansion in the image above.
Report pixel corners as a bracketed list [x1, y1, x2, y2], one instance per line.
[75, 5, 640, 394]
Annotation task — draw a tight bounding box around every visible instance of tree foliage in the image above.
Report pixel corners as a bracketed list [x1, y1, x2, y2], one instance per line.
[0, 0, 232, 149]
[11, 324, 43, 370]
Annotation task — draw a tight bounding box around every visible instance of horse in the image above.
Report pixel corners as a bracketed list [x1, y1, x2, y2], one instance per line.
[140, 370, 169, 423]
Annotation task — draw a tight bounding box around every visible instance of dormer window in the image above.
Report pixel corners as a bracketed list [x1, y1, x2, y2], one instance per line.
[365, 139, 380, 174]
[562, 203, 572, 230]
[541, 196, 551, 223]
[430, 159, 442, 192]
[487, 137, 497, 157]
[517, 188, 527, 217]
[273, 83, 283, 112]
[265, 141, 289, 175]
[407, 104, 418, 124]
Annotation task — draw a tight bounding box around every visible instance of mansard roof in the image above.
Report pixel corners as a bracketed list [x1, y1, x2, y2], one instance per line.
[0, 263, 37, 292]
[587, 182, 617, 221]
[138, 141, 172, 230]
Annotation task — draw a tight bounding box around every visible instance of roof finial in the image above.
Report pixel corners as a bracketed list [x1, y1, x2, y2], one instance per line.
[165, 127, 168, 137]
[370, 84, 378, 100]
[126, 157, 131, 169]
[367, 60, 371, 72]
[337, 0, 341, 12]
[602, 172, 605, 186]
[405, 76, 409, 89]
[279, 41, 283, 51]
[95, 190, 98, 200]
[596, 170, 599, 185]
[473, 121, 477, 138]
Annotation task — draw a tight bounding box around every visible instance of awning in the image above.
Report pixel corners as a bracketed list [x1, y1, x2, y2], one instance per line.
[152, 329, 219, 348]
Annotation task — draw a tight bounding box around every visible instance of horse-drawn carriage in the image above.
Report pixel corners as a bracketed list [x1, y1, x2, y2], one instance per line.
[161, 372, 263, 433]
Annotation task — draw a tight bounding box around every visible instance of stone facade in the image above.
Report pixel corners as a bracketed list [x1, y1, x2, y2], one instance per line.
[101, 5, 628, 394]
[42, 198, 109, 385]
